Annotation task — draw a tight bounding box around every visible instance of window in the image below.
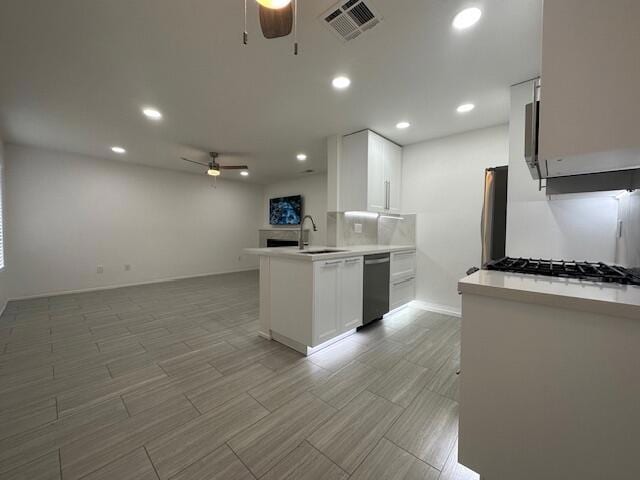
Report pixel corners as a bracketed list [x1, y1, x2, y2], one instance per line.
[0, 164, 4, 270]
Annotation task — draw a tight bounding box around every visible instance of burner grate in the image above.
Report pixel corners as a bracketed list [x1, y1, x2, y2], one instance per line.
[485, 257, 640, 286]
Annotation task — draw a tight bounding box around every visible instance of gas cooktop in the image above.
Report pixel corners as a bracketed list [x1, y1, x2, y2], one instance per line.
[485, 257, 640, 286]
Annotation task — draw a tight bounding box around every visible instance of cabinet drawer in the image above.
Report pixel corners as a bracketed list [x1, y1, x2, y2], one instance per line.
[390, 250, 416, 282]
[390, 275, 415, 311]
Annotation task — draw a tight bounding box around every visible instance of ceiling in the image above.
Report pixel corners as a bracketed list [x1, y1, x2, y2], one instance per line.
[0, 0, 542, 184]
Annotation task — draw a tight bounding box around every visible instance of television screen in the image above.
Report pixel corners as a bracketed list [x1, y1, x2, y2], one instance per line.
[269, 195, 303, 225]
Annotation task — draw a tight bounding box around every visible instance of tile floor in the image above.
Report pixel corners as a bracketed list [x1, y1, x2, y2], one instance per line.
[0, 270, 478, 479]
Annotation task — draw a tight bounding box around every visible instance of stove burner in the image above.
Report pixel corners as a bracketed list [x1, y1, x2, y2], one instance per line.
[485, 257, 640, 286]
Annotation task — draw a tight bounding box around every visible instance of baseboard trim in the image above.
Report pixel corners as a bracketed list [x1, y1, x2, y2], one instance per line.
[8, 267, 259, 302]
[410, 300, 461, 318]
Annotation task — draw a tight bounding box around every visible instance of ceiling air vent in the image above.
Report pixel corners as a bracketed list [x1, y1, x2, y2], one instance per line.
[320, 0, 382, 42]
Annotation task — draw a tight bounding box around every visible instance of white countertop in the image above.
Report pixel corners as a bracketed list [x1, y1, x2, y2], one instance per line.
[459, 270, 640, 319]
[244, 244, 415, 261]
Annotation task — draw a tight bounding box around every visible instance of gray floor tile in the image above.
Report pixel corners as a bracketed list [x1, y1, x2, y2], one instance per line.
[169, 444, 254, 480]
[60, 396, 198, 480]
[350, 438, 440, 480]
[146, 394, 268, 479]
[0, 271, 463, 480]
[308, 390, 403, 473]
[261, 441, 348, 480]
[309, 361, 381, 409]
[186, 363, 274, 413]
[228, 392, 336, 478]
[386, 389, 459, 470]
[355, 340, 410, 371]
[0, 451, 61, 480]
[81, 448, 158, 480]
[0, 397, 58, 440]
[123, 366, 222, 416]
[367, 359, 433, 408]
[307, 338, 372, 372]
[248, 361, 331, 411]
[0, 398, 128, 475]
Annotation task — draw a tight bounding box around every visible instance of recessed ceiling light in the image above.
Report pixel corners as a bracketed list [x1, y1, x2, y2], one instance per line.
[240, 170, 249, 176]
[142, 107, 163, 120]
[457, 103, 475, 113]
[111, 146, 126, 154]
[296, 153, 307, 161]
[452, 7, 482, 30]
[332, 76, 351, 90]
[396, 121, 411, 129]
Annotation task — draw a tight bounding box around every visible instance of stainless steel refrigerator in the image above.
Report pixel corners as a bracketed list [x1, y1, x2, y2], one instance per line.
[481, 166, 509, 266]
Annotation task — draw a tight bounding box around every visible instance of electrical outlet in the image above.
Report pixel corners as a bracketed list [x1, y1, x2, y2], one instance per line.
[354, 223, 363, 234]
[96, 265, 104, 274]
[124, 264, 131, 271]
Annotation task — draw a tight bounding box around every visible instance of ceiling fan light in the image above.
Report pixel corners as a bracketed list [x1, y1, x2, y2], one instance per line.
[256, 0, 291, 9]
[207, 168, 220, 176]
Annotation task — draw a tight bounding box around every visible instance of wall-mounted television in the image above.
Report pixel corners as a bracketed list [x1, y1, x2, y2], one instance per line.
[269, 195, 303, 225]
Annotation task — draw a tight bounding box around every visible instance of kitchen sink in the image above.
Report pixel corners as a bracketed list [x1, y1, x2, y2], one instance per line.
[297, 249, 348, 255]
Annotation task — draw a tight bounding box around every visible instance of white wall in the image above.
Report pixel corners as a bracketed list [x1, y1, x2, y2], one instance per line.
[5, 144, 263, 299]
[0, 138, 10, 314]
[262, 174, 327, 246]
[506, 81, 619, 262]
[402, 125, 509, 314]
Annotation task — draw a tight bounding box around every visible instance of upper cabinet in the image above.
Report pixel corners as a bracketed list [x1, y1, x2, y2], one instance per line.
[535, 0, 640, 178]
[340, 130, 402, 213]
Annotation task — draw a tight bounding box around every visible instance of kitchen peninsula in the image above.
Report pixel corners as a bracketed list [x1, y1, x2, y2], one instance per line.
[245, 245, 416, 355]
[457, 269, 640, 480]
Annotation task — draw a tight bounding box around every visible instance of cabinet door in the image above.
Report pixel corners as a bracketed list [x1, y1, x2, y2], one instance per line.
[313, 260, 342, 345]
[540, 0, 640, 168]
[340, 257, 363, 332]
[367, 132, 387, 212]
[390, 250, 416, 282]
[384, 141, 402, 213]
[390, 275, 415, 311]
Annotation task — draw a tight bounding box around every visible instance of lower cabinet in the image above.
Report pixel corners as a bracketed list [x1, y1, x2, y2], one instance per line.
[312, 257, 363, 346]
[390, 275, 416, 311]
[389, 249, 416, 310]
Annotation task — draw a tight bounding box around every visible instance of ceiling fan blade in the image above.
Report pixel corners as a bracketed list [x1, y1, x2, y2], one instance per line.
[219, 165, 249, 170]
[180, 157, 209, 167]
[259, 3, 293, 39]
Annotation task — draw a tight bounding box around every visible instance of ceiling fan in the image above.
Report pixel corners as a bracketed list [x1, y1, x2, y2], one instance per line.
[180, 152, 248, 177]
[243, 0, 299, 55]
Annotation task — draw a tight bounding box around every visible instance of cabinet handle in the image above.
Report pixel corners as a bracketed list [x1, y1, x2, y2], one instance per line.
[385, 181, 390, 210]
[387, 180, 391, 210]
[345, 258, 361, 263]
[393, 251, 415, 257]
[393, 276, 415, 286]
[323, 260, 342, 266]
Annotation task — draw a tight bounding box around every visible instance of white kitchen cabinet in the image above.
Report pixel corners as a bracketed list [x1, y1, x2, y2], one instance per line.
[341, 130, 402, 213]
[312, 259, 342, 344]
[340, 257, 364, 332]
[390, 275, 415, 311]
[389, 249, 416, 310]
[538, 0, 640, 176]
[312, 256, 363, 346]
[390, 250, 416, 283]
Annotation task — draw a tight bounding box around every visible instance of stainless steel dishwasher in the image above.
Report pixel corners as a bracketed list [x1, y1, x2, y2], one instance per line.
[362, 253, 390, 327]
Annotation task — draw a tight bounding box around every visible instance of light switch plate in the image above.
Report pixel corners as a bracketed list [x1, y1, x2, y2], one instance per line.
[354, 223, 363, 234]
[97, 265, 104, 274]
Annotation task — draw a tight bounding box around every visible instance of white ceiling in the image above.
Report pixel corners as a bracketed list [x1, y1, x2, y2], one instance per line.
[0, 0, 542, 184]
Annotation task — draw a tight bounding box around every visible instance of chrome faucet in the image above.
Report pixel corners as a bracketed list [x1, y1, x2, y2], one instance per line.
[299, 215, 318, 250]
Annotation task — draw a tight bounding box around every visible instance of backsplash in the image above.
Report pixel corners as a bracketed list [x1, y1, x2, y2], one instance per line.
[327, 212, 416, 247]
